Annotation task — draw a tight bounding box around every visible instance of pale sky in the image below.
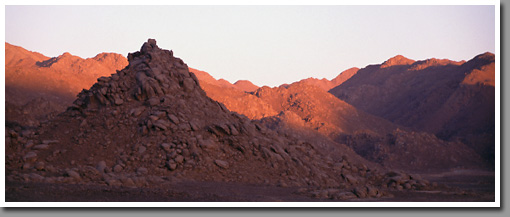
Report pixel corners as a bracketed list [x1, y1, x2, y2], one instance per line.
[5, 5, 496, 87]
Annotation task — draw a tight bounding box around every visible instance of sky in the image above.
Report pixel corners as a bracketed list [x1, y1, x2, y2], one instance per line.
[5, 5, 496, 87]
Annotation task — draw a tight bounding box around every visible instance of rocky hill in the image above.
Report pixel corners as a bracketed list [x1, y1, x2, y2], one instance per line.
[329, 53, 495, 164]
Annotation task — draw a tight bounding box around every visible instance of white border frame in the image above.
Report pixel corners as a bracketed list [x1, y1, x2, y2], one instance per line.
[1, 0, 501, 208]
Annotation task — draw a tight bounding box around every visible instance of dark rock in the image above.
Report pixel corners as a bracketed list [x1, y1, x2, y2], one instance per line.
[137, 167, 148, 175]
[96, 161, 107, 173]
[65, 169, 81, 181]
[175, 155, 185, 164]
[23, 152, 37, 161]
[33, 144, 49, 150]
[214, 160, 229, 169]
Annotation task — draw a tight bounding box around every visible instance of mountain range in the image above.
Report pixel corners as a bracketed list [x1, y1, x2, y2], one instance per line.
[4, 40, 496, 201]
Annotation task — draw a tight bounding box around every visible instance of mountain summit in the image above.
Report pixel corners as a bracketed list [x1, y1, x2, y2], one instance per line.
[381, 55, 415, 68]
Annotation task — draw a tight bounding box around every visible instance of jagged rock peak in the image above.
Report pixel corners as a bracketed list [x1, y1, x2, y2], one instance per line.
[70, 39, 203, 110]
[381, 55, 415, 68]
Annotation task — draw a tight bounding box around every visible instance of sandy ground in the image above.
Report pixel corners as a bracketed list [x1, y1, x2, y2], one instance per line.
[5, 170, 494, 203]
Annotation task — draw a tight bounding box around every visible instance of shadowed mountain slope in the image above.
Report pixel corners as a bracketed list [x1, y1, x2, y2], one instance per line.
[329, 53, 495, 164]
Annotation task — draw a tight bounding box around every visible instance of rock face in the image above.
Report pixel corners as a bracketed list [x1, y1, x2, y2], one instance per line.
[6, 39, 403, 199]
[329, 53, 495, 166]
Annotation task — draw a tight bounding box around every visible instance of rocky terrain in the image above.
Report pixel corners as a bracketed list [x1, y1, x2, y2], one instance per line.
[4, 40, 495, 202]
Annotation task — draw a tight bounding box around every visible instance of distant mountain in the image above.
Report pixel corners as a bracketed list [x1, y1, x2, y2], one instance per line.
[5, 42, 128, 126]
[5, 43, 128, 102]
[190, 68, 260, 92]
[189, 68, 236, 89]
[329, 52, 495, 164]
[294, 67, 359, 91]
[233, 80, 259, 92]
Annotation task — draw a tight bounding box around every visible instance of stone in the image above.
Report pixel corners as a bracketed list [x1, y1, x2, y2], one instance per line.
[342, 174, 358, 185]
[137, 167, 148, 175]
[168, 114, 180, 124]
[66, 169, 81, 181]
[353, 187, 368, 198]
[22, 163, 32, 170]
[229, 125, 239, 136]
[105, 178, 122, 186]
[214, 160, 229, 169]
[189, 121, 200, 131]
[167, 162, 177, 171]
[178, 123, 191, 131]
[153, 119, 171, 130]
[24, 141, 35, 149]
[42, 140, 59, 145]
[148, 38, 157, 46]
[404, 182, 412, 189]
[367, 186, 379, 197]
[120, 177, 136, 187]
[32, 144, 49, 150]
[149, 115, 159, 121]
[132, 177, 147, 187]
[175, 155, 184, 164]
[97, 76, 111, 83]
[138, 146, 147, 154]
[23, 152, 37, 161]
[96, 161, 107, 173]
[160, 143, 171, 150]
[113, 164, 123, 173]
[46, 165, 57, 173]
[147, 97, 160, 106]
[29, 173, 45, 182]
[80, 119, 88, 127]
[200, 139, 218, 150]
[182, 78, 195, 92]
[34, 162, 45, 171]
[114, 98, 124, 105]
[130, 107, 145, 117]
